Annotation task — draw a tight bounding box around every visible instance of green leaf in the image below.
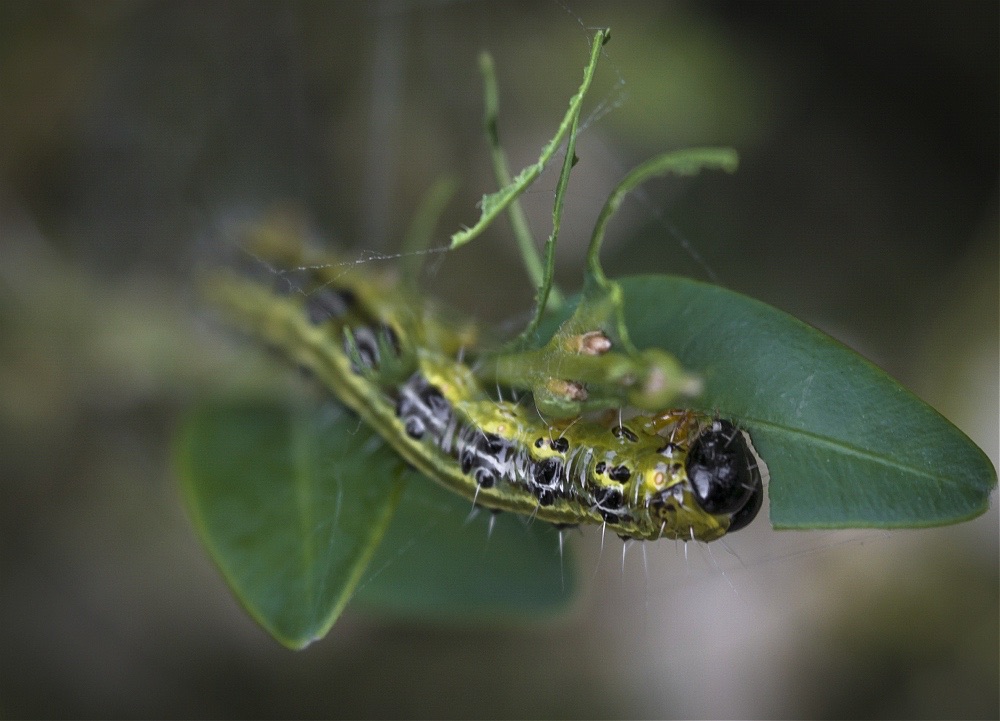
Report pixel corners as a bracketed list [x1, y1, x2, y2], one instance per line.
[353, 479, 575, 620]
[546, 275, 997, 530]
[177, 400, 406, 648]
[177, 399, 575, 647]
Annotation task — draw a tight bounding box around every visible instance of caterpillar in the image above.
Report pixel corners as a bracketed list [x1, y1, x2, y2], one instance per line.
[204, 220, 764, 543]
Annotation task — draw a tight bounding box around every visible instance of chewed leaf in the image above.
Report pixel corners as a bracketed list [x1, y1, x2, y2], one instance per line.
[546, 276, 997, 529]
[177, 398, 575, 647]
[450, 29, 609, 250]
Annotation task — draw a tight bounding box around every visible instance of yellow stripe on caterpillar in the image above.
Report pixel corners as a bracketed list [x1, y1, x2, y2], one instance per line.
[204, 233, 763, 542]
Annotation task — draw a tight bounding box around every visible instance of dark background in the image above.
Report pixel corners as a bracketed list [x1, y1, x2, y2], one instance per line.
[1, 1, 997, 718]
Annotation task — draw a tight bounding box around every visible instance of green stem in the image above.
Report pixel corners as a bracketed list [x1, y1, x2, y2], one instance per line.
[477, 51, 550, 298]
[585, 147, 739, 286]
[451, 28, 609, 250]
[515, 108, 581, 343]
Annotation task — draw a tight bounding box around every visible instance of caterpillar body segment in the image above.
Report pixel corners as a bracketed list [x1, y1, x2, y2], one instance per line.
[205, 229, 764, 542]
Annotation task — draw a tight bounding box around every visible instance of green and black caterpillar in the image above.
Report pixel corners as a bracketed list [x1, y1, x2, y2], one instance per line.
[205, 218, 763, 543]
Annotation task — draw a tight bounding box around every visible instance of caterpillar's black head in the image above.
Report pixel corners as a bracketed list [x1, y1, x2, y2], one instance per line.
[685, 419, 763, 533]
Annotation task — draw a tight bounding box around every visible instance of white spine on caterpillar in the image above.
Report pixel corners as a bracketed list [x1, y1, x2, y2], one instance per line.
[205, 237, 764, 543]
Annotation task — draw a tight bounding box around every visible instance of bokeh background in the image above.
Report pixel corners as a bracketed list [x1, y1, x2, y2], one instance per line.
[1, 1, 997, 718]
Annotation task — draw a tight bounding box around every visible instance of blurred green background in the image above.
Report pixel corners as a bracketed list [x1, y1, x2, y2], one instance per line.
[1, 1, 996, 718]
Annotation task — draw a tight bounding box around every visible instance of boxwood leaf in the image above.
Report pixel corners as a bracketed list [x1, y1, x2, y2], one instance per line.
[353, 478, 575, 620]
[177, 398, 573, 647]
[598, 275, 996, 529]
[177, 400, 406, 648]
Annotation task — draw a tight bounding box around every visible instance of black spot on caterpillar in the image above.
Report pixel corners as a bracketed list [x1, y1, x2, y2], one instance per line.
[204, 237, 763, 542]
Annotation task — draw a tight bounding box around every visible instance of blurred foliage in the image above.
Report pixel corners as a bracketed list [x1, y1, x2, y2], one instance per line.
[1, 1, 996, 718]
